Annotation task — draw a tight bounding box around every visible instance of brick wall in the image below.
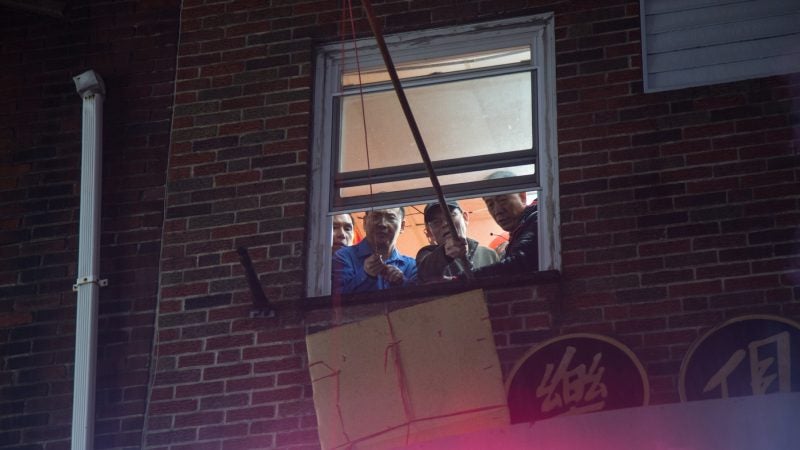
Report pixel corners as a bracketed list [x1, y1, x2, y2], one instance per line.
[0, 1, 179, 448]
[1, 0, 798, 449]
[145, 0, 800, 448]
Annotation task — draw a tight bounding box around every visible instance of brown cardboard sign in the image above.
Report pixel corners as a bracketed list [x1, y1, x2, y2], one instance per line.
[505, 333, 649, 424]
[680, 314, 800, 402]
[307, 289, 509, 449]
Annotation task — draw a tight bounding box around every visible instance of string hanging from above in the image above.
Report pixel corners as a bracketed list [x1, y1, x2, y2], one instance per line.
[357, 0, 473, 279]
[339, 0, 375, 204]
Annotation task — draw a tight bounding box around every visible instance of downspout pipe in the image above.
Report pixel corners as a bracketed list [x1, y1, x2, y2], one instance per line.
[71, 69, 107, 450]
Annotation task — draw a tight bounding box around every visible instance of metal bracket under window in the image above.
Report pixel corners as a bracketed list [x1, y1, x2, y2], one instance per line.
[72, 276, 109, 292]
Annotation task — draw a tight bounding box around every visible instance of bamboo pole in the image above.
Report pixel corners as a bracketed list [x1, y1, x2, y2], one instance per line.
[359, 0, 473, 278]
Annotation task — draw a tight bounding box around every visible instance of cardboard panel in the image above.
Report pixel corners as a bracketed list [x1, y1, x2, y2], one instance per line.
[307, 289, 509, 449]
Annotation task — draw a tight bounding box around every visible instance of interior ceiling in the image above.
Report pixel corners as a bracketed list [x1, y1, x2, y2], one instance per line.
[0, 0, 67, 18]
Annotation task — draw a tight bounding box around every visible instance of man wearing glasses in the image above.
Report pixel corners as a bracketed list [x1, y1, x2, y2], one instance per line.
[415, 201, 498, 283]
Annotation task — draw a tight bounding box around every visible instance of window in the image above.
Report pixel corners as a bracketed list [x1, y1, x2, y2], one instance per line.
[640, 0, 800, 92]
[307, 14, 560, 296]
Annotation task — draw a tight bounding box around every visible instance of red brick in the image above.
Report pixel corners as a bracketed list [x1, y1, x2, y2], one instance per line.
[275, 370, 310, 386]
[214, 170, 261, 186]
[174, 411, 224, 428]
[198, 423, 249, 440]
[243, 344, 294, 360]
[199, 393, 249, 410]
[629, 300, 681, 317]
[175, 381, 225, 398]
[148, 399, 198, 415]
[567, 288, 615, 307]
[276, 429, 320, 447]
[523, 314, 551, 328]
[162, 283, 209, 299]
[603, 305, 629, 320]
[696, 263, 750, 279]
[225, 405, 278, 424]
[226, 375, 276, 392]
[206, 334, 253, 350]
[249, 417, 299, 435]
[641, 269, 694, 286]
[219, 120, 263, 136]
[251, 386, 303, 405]
[203, 363, 252, 381]
[178, 352, 215, 368]
[667, 311, 725, 329]
[614, 318, 666, 334]
[491, 316, 523, 332]
[158, 341, 204, 356]
[253, 357, 303, 374]
[613, 257, 664, 274]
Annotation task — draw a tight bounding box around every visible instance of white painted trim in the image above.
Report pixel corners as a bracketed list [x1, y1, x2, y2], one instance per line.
[536, 15, 560, 272]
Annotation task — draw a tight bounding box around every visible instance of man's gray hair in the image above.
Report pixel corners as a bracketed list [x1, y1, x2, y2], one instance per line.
[485, 170, 517, 180]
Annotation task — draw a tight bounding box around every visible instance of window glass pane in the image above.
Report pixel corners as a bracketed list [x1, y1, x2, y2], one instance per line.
[342, 46, 531, 87]
[339, 72, 533, 173]
[339, 164, 535, 198]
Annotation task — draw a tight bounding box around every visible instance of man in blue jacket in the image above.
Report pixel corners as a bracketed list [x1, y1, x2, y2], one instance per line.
[333, 207, 417, 294]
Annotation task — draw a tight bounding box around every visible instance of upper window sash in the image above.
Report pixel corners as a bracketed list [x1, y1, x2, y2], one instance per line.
[330, 64, 539, 210]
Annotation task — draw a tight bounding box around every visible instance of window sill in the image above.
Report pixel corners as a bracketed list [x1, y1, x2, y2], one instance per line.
[301, 270, 561, 312]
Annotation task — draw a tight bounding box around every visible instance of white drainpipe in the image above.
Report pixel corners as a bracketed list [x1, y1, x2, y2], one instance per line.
[71, 70, 107, 450]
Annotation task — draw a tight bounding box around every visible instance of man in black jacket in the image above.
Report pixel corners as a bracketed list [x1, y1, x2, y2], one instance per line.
[471, 172, 539, 278]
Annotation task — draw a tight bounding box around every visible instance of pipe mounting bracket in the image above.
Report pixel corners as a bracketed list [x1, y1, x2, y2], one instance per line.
[73, 276, 109, 292]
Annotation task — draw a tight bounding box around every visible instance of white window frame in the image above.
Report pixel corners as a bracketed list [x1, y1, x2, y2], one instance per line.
[306, 13, 560, 296]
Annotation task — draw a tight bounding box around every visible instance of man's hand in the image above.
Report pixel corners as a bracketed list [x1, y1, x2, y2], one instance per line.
[444, 235, 468, 260]
[365, 253, 405, 286]
[381, 265, 405, 286]
[364, 254, 385, 278]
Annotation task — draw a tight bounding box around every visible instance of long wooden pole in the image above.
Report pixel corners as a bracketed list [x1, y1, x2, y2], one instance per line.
[359, 0, 472, 279]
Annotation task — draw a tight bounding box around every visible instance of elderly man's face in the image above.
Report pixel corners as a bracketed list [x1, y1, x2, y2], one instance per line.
[482, 193, 527, 232]
[426, 206, 468, 245]
[363, 208, 404, 255]
[332, 214, 354, 252]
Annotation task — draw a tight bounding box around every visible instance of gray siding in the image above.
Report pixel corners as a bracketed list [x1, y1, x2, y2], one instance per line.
[641, 0, 800, 92]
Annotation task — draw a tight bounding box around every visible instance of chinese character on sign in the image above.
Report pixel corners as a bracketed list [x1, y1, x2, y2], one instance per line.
[506, 334, 648, 423]
[535, 345, 608, 416]
[703, 332, 791, 398]
[680, 315, 800, 402]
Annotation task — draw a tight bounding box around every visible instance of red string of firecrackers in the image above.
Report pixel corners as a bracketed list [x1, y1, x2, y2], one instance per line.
[330, 0, 374, 327]
[339, 0, 375, 202]
[323, 3, 379, 448]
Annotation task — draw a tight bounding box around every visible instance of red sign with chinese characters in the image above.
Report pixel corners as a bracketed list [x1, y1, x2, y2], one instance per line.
[680, 315, 800, 402]
[505, 333, 649, 423]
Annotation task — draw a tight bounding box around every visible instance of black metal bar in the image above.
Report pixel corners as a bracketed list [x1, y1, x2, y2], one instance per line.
[331, 175, 538, 213]
[334, 150, 536, 187]
[237, 247, 275, 317]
